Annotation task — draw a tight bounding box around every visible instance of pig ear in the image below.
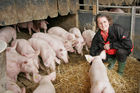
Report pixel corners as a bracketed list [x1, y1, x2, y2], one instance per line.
[45, 21, 49, 24]
[55, 57, 61, 65]
[47, 72, 56, 81]
[75, 35, 79, 38]
[23, 61, 28, 64]
[59, 49, 63, 51]
[64, 40, 68, 44]
[82, 41, 86, 45]
[35, 50, 40, 56]
[99, 50, 106, 60]
[67, 34, 73, 40]
[33, 73, 42, 83]
[85, 55, 94, 63]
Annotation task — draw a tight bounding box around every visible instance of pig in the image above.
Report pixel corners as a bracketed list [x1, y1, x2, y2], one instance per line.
[28, 37, 60, 71]
[85, 50, 115, 93]
[47, 33, 75, 52]
[35, 20, 48, 33]
[110, 8, 125, 13]
[32, 32, 69, 63]
[11, 39, 39, 58]
[6, 77, 26, 93]
[11, 39, 40, 69]
[0, 26, 16, 44]
[69, 27, 86, 55]
[82, 29, 96, 51]
[33, 72, 56, 93]
[47, 26, 77, 46]
[6, 46, 29, 82]
[6, 46, 39, 82]
[16, 21, 36, 35]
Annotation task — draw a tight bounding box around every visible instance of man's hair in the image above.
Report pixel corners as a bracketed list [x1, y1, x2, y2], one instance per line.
[95, 13, 113, 28]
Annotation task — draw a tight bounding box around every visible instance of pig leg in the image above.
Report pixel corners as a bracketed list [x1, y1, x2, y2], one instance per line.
[28, 27, 32, 35]
[17, 26, 21, 32]
[13, 32, 17, 41]
[103, 85, 115, 93]
[44, 29, 47, 33]
[25, 73, 32, 80]
[85, 45, 89, 52]
[54, 57, 61, 64]
[91, 82, 105, 93]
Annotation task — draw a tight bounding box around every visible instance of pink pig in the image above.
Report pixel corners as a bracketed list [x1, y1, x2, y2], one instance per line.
[85, 50, 115, 93]
[11, 39, 40, 69]
[6, 77, 26, 93]
[32, 32, 68, 63]
[0, 26, 16, 44]
[6, 46, 39, 82]
[33, 72, 56, 93]
[110, 8, 125, 13]
[28, 37, 60, 71]
[6, 47, 29, 82]
[16, 21, 36, 35]
[48, 33, 75, 52]
[36, 20, 48, 33]
[11, 39, 39, 57]
[69, 27, 85, 55]
[48, 26, 77, 46]
[82, 29, 96, 51]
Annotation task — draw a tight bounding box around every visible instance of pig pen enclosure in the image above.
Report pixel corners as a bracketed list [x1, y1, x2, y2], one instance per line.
[0, 0, 140, 93]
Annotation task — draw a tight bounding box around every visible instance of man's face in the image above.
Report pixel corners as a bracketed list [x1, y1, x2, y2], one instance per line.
[97, 16, 109, 32]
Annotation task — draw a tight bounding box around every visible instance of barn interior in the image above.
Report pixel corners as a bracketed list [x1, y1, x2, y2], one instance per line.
[0, 0, 140, 93]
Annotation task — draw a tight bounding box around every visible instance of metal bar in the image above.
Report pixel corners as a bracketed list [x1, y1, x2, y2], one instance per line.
[96, 0, 99, 14]
[98, 11, 131, 15]
[99, 5, 132, 8]
[130, 6, 136, 55]
[79, 4, 93, 6]
[78, 9, 93, 12]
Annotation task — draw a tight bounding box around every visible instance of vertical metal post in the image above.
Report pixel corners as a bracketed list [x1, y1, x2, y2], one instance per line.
[96, 0, 99, 14]
[130, 6, 136, 55]
[131, 7, 135, 43]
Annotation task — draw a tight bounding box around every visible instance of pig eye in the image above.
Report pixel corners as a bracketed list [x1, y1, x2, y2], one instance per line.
[24, 62, 28, 64]
[60, 49, 63, 51]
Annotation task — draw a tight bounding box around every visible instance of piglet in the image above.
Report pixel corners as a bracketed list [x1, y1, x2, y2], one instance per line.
[110, 8, 125, 13]
[11, 39, 39, 58]
[35, 20, 48, 33]
[0, 26, 16, 44]
[6, 46, 29, 82]
[48, 33, 75, 52]
[48, 26, 77, 46]
[16, 21, 35, 35]
[33, 72, 56, 93]
[69, 27, 85, 55]
[82, 29, 95, 51]
[6, 77, 26, 93]
[6, 46, 39, 82]
[28, 37, 60, 71]
[85, 50, 115, 93]
[32, 32, 68, 63]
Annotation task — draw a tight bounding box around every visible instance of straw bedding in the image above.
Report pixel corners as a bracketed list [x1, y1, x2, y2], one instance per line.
[16, 31, 140, 93]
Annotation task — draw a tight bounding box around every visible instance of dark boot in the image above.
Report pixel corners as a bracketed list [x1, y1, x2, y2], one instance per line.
[107, 58, 116, 70]
[117, 61, 126, 76]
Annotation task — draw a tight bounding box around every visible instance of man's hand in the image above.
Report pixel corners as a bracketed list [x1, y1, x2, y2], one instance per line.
[104, 44, 110, 50]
